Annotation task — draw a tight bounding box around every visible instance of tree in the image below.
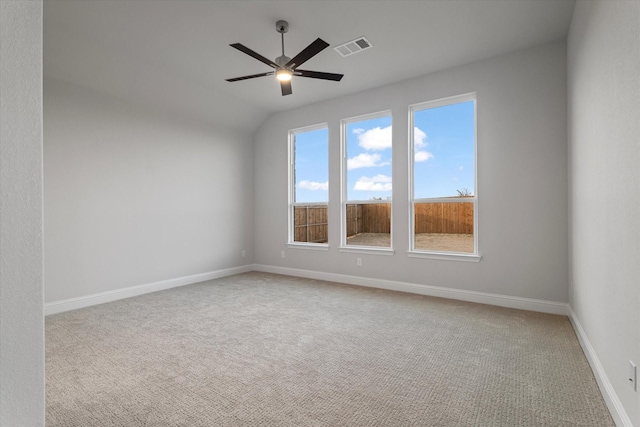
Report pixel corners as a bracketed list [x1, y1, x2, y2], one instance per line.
[456, 188, 473, 197]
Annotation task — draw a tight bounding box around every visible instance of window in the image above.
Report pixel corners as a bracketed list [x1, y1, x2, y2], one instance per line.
[341, 112, 392, 249]
[288, 125, 329, 246]
[409, 94, 477, 257]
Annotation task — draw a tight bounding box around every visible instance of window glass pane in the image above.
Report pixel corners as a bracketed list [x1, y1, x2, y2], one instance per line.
[294, 128, 328, 203]
[344, 115, 392, 248]
[412, 98, 475, 254]
[413, 101, 475, 199]
[291, 127, 328, 244]
[293, 205, 328, 243]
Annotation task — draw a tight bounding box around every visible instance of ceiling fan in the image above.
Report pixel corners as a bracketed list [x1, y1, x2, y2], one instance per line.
[226, 20, 344, 96]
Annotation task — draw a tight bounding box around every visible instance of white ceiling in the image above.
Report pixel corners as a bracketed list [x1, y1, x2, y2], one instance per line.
[44, 0, 575, 134]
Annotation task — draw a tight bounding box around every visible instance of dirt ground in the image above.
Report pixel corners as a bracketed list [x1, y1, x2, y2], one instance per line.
[346, 232, 474, 253]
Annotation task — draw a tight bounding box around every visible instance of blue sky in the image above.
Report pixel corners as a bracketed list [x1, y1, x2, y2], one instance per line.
[413, 100, 475, 198]
[294, 101, 475, 203]
[346, 116, 393, 201]
[293, 127, 329, 203]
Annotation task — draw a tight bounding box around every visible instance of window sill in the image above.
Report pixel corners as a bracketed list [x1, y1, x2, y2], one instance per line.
[286, 243, 329, 251]
[407, 251, 481, 262]
[339, 246, 395, 256]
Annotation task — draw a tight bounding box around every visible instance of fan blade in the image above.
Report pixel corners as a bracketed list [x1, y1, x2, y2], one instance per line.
[226, 72, 274, 82]
[229, 43, 278, 68]
[285, 38, 330, 69]
[280, 80, 292, 96]
[295, 69, 344, 81]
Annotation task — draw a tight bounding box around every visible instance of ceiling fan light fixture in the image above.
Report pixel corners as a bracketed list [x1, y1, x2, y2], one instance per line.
[226, 19, 344, 96]
[276, 68, 292, 81]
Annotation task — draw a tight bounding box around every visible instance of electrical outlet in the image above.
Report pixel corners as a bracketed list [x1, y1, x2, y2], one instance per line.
[281, 250, 286, 258]
[241, 250, 246, 258]
[356, 257, 362, 266]
[629, 361, 636, 391]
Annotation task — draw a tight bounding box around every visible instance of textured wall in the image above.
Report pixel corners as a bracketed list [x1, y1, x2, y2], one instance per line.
[568, 1, 640, 425]
[44, 78, 254, 303]
[254, 41, 568, 303]
[0, 1, 45, 425]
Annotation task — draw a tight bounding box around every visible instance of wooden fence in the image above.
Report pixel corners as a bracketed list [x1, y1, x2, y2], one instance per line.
[414, 201, 474, 234]
[345, 203, 391, 235]
[293, 200, 473, 242]
[293, 205, 328, 243]
[344, 204, 363, 237]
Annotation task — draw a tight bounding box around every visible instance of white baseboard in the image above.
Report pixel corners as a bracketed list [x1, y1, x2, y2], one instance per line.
[46, 264, 568, 317]
[568, 307, 632, 427]
[252, 264, 569, 316]
[44, 265, 253, 316]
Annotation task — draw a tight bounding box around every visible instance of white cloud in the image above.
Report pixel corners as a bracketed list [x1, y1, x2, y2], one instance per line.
[414, 127, 427, 148]
[413, 126, 433, 162]
[352, 128, 365, 135]
[354, 174, 392, 191]
[415, 151, 434, 162]
[297, 180, 328, 191]
[347, 153, 390, 170]
[357, 126, 392, 151]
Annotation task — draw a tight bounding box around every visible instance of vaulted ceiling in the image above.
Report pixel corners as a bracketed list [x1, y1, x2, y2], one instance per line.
[44, 0, 575, 134]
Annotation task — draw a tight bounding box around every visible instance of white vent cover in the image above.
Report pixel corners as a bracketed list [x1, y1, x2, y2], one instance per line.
[333, 36, 372, 57]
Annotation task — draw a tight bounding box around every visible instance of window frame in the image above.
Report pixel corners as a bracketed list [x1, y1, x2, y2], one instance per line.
[408, 93, 480, 262]
[340, 110, 395, 255]
[287, 123, 330, 250]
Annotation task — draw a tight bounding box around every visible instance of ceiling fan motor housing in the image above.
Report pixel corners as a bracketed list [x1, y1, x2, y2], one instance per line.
[275, 55, 291, 67]
[276, 20, 289, 34]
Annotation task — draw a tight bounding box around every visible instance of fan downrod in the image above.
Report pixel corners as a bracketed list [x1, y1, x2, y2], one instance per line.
[275, 20, 290, 64]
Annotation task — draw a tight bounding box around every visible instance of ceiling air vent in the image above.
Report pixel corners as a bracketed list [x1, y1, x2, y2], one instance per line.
[333, 36, 372, 57]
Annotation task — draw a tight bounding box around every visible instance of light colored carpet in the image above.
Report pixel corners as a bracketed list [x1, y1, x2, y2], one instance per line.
[46, 272, 613, 426]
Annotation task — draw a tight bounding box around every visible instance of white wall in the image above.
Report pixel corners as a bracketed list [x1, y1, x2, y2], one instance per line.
[0, 1, 45, 425]
[568, 1, 640, 425]
[44, 78, 254, 303]
[254, 41, 568, 303]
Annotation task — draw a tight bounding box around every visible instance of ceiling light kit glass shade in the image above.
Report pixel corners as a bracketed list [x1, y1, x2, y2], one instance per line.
[276, 69, 293, 81]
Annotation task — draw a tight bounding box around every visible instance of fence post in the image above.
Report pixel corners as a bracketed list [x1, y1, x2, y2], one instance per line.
[305, 205, 309, 243]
